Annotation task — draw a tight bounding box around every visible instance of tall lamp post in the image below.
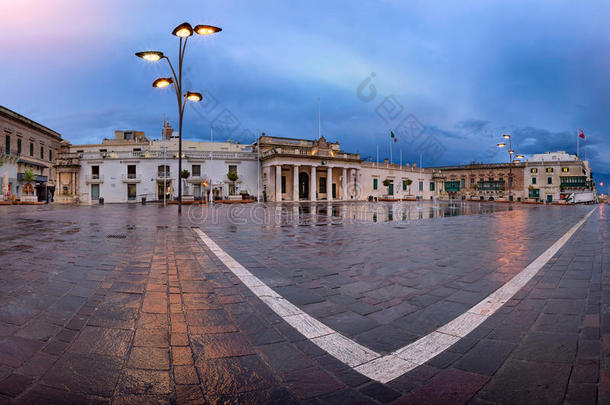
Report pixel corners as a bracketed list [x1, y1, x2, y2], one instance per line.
[136, 22, 222, 214]
[497, 134, 523, 202]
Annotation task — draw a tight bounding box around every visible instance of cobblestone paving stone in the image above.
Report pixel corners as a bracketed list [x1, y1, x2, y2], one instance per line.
[0, 202, 606, 404]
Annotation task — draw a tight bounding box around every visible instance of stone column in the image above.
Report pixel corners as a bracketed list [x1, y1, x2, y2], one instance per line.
[342, 168, 347, 200]
[310, 166, 317, 202]
[275, 165, 282, 202]
[293, 165, 299, 202]
[327, 166, 333, 201]
[354, 169, 360, 200]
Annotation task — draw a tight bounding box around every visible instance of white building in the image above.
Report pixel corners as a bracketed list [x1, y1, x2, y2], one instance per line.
[56, 128, 258, 204]
[358, 160, 435, 201]
[523, 151, 594, 203]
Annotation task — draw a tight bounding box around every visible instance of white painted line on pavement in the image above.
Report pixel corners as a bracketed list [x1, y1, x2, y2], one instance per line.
[193, 207, 596, 384]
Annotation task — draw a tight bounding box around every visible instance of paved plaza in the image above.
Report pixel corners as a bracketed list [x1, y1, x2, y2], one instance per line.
[0, 201, 608, 404]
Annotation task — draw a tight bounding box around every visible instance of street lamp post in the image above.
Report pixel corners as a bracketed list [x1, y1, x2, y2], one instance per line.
[497, 134, 522, 202]
[136, 23, 221, 214]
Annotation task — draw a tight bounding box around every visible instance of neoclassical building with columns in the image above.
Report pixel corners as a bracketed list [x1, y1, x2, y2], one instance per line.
[259, 135, 363, 202]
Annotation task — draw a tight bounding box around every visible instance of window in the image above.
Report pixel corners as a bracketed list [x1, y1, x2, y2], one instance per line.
[5, 135, 9, 154]
[545, 167, 553, 173]
[402, 180, 407, 191]
[158, 165, 169, 177]
[532, 177, 537, 185]
[17, 139, 21, 154]
[92, 165, 100, 179]
[228, 165, 237, 174]
[127, 164, 136, 179]
[460, 179, 465, 188]
[192, 164, 201, 176]
[373, 178, 378, 190]
[30, 142, 34, 156]
[419, 181, 423, 192]
[49, 149, 52, 161]
[319, 177, 327, 193]
[547, 176, 552, 185]
[530, 168, 538, 173]
[281, 176, 286, 193]
[430, 182, 435, 191]
[470, 177, 474, 185]
[40, 146, 44, 159]
[562, 167, 569, 173]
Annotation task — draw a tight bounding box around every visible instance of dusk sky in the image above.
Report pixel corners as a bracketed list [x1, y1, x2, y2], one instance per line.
[1, 0, 608, 187]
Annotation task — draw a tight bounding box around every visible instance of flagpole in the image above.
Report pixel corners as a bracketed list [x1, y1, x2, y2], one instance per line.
[376, 144, 379, 169]
[400, 149, 402, 170]
[390, 138, 393, 166]
[577, 130, 579, 157]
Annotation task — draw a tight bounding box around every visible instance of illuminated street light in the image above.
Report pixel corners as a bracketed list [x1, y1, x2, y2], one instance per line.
[135, 22, 222, 214]
[185, 91, 202, 102]
[152, 78, 173, 88]
[195, 25, 222, 35]
[172, 22, 193, 38]
[503, 134, 511, 139]
[497, 143, 506, 147]
[516, 154, 524, 159]
[135, 51, 164, 61]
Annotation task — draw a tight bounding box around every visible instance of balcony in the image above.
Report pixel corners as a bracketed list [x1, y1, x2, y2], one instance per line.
[478, 180, 505, 191]
[122, 174, 141, 183]
[17, 173, 48, 182]
[444, 181, 460, 192]
[156, 172, 172, 181]
[86, 174, 104, 184]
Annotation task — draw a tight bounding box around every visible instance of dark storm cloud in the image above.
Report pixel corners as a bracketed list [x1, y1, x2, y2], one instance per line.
[1, 0, 608, 181]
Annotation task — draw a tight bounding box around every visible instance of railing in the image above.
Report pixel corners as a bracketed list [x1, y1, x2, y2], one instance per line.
[78, 150, 257, 160]
[17, 173, 48, 182]
[261, 148, 360, 160]
[85, 174, 104, 183]
[156, 172, 172, 178]
[478, 180, 505, 191]
[122, 174, 141, 182]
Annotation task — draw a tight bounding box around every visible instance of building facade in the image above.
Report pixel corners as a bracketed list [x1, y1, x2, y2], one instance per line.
[53, 124, 597, 206]
[523, 151, 594, 203]
[358, 160, 435, 201]
[431, 162, 526, 202]
[0, 105, 63, 202]
[55, 128, 258, 204]
[259, 135, 362, 202]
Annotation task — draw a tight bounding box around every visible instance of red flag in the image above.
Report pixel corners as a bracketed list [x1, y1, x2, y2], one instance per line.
[578, 129, 585, 139]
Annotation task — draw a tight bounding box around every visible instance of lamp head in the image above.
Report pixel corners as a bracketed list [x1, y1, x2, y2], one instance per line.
[194, 25, 222, 35]
[185, 91, 202, 102]
[153, 78, 173, 88]
[497, 143, 506, 147]
[172, 22, 193, 38]
[135, 51, 164, 61]
[503, 134, 511, 139]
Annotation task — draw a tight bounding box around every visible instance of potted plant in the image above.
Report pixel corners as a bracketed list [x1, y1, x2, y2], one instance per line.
[22, 168, 36, 201]
[227, 170, 238, 195]
[404, 178, 412, 194]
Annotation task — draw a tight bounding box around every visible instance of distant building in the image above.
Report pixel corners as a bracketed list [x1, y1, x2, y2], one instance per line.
[52, 123, 597, 206]
[430, 162, 525, 202]
[55, 129, 258, 204]
[523, 151, 594, 203]
[0, 105, 63, 202]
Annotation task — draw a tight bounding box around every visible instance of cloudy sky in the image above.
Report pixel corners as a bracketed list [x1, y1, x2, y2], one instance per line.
[1, 0, 608, 187]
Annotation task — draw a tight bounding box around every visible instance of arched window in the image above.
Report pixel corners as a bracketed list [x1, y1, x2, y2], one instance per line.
[157, 165, 170, 177]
